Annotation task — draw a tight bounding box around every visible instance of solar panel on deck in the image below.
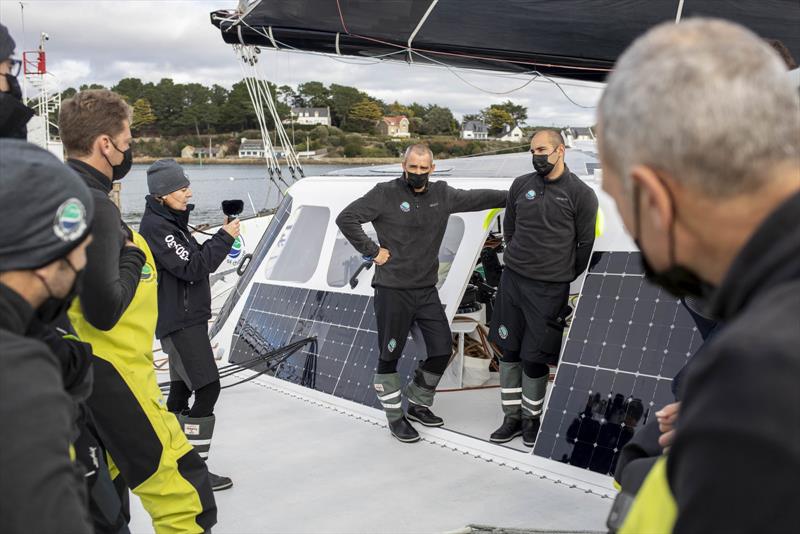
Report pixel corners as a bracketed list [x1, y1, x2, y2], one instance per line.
[533, 251, 704, 475]
[228, 283, 423, 410]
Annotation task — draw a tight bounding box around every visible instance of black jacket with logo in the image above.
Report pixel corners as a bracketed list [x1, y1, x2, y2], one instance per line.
[503, 166, 598, 283]
[667, 191, 800, 532]
[67, 159, 146, 330]
[139, 195, 235, 339]
[0, 283, 93, 534]
[336, 177, 506, 289]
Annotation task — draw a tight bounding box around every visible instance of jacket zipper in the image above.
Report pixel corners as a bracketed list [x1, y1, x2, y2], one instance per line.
[183, 285, 189, 312]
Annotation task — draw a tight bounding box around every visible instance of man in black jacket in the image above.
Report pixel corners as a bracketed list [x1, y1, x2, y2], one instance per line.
[336, 144, 506, 443]
[140, 159, 238, 491]
[596, 19, 800, 533]
[0, 139, 94, 534]
[488, 129, 598, 447]
[59, 90, 216, 533]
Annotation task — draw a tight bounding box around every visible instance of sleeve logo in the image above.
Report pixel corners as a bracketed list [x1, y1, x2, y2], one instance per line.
[165, 234, 189, 261]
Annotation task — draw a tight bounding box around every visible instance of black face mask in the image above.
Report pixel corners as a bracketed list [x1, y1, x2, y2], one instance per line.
[633, 184, 709, 299]
[103, 137, 133, 181]
[532, 149, 557, 175]
[3, 73, 22, 100]
[35, 258, 85, 324]
[405, 170, 429, 190]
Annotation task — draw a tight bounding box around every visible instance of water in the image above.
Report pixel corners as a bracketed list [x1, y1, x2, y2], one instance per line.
[120, 163, 356, 227]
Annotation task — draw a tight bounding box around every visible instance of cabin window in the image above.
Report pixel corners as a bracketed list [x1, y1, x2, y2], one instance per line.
[326, 223, 378, 288]
[263, 205, 330, 283]
[436, 215, 465, 288]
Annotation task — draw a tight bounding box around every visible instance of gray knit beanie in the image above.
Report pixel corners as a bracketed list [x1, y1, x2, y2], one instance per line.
[147, 159, 190, 197]
[0, 139, 94, 271]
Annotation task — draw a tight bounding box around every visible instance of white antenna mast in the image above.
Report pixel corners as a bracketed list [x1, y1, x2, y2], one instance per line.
[18, 1, 27, 102]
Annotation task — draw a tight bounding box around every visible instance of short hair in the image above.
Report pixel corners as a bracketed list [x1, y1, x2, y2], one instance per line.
[403, 143, 433, 164]
[59, 90, 132, 157]
[531, 129, 565, 149]
[597, 19, 800, 197]
[766, 39, 798, 70]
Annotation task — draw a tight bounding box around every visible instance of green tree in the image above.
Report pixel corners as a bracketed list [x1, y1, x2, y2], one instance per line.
[482, 107, 514, 136]
[113, 78, 146, 102]
[494, 100, 527, 126]
[329, 84, 365, 128]
[420, 104, 457, 135]
[297, 81, 331, 108]
[347, 98, 382, 133]
[131, 98, 157, 132]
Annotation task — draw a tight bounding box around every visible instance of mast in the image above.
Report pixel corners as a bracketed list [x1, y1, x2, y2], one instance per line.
[23, 32, 64, 161]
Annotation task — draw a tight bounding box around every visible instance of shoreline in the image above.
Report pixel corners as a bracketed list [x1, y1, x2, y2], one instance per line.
[132, 157, 402, 166]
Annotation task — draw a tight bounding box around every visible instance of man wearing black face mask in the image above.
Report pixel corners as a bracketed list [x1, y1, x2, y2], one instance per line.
[0, 139, 94, 534]
[488, 129, 598, 447]
[0, 23, 34, 139]
[59, 90, 217, 533]
[59, 89, 143, 327]
[337, 144, 506, 442]
[597, 19, 800, 533]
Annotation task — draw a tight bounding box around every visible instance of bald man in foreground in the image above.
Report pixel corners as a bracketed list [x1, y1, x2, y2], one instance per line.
[597, 19, 800, 533]
[336, 144, 506, 443]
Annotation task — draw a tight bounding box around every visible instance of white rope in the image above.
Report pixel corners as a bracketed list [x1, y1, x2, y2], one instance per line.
[407, 0, 440, 64]
[237, 45, 304, 180]
[335, 32, 341, 56]
[675, 0, 686, 23]
[267, 26, 278, 49]
[234, 45, 284, 190]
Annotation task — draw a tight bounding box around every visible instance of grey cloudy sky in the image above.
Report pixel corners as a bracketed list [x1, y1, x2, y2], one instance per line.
[1, 0, 603, 126]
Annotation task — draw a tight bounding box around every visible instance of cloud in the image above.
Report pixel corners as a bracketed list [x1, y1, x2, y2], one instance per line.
[1, 0, 602, 126]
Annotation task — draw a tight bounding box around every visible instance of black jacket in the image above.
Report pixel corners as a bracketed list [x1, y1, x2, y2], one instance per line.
[67, 159, 146, 330]
[139, 195, 235, 339]
[336, 177, 506, 289]
[667, 191, 800, 532]
[503, 166, 598, 282]
[0, 284, 93, 534]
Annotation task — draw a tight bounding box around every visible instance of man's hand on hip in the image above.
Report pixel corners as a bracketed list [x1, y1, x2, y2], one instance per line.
[374, 247, 391, 265]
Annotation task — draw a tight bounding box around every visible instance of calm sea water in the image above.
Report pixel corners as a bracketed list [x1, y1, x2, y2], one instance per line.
[121, 163, 356, 227]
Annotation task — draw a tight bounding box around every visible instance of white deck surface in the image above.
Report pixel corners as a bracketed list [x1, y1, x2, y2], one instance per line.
[130, 376, 611, 534]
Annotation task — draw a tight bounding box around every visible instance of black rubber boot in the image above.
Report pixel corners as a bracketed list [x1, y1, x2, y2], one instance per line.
[522, 417, 541, 447]
[177, 414, 234, 491]
[388, 416, 421, 443]
[406, 403, 444, 427]
[209, 472, 233, 491]
[490, 416, 523, 443]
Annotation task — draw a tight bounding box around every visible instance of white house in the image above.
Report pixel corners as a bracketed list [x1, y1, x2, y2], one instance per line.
[290, 107, 331, 126]
[499, 124, 524, 142]
[461, 120, 488, 140]
[239, 138, 265, 158]
[562, 126, 595, 146]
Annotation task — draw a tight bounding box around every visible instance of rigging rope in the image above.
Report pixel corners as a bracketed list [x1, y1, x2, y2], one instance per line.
[233, 43, 305, 193]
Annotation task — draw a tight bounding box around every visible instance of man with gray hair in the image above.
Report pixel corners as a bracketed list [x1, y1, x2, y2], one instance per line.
[597, 18, 800, 533]
[337, 144, 506, 443]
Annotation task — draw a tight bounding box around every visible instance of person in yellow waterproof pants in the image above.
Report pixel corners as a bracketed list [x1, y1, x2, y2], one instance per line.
[60, 89, 216, 534]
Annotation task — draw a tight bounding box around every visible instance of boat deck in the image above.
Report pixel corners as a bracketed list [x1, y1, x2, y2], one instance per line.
[130, 374, 611, 533]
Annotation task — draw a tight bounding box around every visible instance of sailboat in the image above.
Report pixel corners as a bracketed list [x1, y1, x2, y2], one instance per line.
[129, 1, 799, 532]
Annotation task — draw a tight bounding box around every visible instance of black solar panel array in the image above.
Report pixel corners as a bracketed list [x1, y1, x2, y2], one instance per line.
[228, 283, 424, 409]
[533, 251, 704, 475]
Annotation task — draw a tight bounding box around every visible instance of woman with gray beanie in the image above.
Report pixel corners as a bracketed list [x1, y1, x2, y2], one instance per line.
[139, 158, 239, 491]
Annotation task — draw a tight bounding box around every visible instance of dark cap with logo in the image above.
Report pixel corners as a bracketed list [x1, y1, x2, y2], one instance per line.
[0, 139, 94, 271]
[0, 23, 15, 62]
[147, 159, 190, 197]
